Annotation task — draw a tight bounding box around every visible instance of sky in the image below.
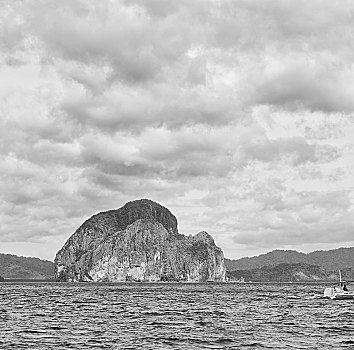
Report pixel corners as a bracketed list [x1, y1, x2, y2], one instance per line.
[1, 0, 354, 261]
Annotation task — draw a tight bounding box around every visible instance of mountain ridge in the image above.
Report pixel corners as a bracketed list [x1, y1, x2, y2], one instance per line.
[225, 247, 354, 271]
[0, 253, 54, 279]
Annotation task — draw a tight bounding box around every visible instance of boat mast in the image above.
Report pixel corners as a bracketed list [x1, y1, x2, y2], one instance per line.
[339, 270, 342, 287]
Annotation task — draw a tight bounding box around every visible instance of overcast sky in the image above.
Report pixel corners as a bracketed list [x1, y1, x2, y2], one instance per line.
[1, 0, 354, 261]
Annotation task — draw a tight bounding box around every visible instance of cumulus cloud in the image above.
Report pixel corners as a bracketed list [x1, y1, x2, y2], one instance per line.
[238, 136, 340, 166]
[232, 204, 354, 249]
[1, 0, 354, 259]
[254, 64, 354, 112]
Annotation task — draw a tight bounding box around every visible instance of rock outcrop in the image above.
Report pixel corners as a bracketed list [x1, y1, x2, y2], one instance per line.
[55, 199, 226, 282]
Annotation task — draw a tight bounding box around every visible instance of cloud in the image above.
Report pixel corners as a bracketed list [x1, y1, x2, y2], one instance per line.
[254, 64, 354, 113]
[1, 0, 354, 259]
[239, 136, 340, 166]
[232, 210, 354, 249]
[231, 189, 354, 248]
[77, 124, 239, 181]
[22, 0, 207, 84]
[240, 137, 316, 165]
[61, 78, 241, 133]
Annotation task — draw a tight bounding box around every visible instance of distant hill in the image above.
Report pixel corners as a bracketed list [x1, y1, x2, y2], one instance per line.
[226, 263, 354, 282]
[225, 247, 354, 271]
[0, 254, 55, 279]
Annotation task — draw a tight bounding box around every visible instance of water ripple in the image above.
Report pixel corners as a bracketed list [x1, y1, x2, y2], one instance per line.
[0, 282, 353, 349]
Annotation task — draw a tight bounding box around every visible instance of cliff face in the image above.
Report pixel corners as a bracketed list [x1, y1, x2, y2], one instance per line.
[55, 199, 226, 282]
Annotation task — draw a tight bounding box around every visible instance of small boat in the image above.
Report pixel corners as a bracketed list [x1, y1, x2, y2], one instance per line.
[323, 270, 354, 300]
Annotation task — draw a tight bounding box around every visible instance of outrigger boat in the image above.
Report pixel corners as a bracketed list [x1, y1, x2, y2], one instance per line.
[323, 270, 354, 300]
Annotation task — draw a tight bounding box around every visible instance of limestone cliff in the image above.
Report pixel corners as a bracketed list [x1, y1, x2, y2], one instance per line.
[55, 199, 226, 282]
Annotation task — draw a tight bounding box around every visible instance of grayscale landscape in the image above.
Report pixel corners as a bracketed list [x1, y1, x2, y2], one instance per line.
[1, 0, 354, 349]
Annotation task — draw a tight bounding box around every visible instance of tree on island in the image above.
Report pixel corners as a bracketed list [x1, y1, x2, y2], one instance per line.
[0, 275, 4, 282]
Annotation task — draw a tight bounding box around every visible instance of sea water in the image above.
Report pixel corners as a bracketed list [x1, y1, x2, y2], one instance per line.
[0, 282, 353, 349]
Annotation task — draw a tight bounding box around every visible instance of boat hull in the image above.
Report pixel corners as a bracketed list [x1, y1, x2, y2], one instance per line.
[331, 292, 354, 300]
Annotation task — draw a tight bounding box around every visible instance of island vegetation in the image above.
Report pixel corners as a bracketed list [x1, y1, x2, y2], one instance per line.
[0, 253, 54, 280]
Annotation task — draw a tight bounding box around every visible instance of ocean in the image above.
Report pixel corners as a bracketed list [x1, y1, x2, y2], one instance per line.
[0, 282, 353, 349]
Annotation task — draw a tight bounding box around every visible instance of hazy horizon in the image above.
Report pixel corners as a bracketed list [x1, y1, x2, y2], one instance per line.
[1, 1, 354, 260]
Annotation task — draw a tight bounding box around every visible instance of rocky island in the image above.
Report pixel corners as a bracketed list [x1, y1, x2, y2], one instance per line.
[55, 199, 226, 282]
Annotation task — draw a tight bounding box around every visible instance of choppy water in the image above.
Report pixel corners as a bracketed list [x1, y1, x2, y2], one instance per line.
[0, 282, 353, 349]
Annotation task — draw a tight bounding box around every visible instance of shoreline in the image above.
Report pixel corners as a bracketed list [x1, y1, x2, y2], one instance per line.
[2, 279, 352, 284]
